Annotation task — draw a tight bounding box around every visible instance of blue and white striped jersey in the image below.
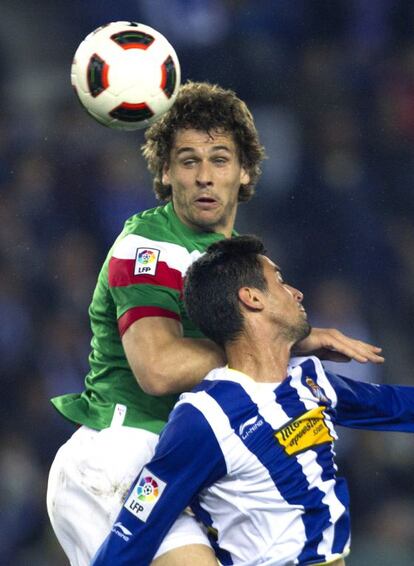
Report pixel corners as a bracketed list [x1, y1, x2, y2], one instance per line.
[92, 356, 414, 565]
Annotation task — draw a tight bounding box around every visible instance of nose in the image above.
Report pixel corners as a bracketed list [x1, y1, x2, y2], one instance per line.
[195, 161, 213, 188]
[286, 284, 303, 303]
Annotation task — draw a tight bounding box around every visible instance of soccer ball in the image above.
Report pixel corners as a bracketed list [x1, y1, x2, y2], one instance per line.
[71, 21, 181, 130]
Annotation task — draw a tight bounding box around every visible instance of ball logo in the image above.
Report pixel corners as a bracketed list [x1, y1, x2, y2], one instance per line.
[138, 249, 156, 265]
[137, 476, 159, 502]
[134, 247, 160, 275]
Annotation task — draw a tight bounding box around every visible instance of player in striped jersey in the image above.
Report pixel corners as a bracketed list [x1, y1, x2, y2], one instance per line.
[47, 83, 384, 566]
[92, 235, 414, 566]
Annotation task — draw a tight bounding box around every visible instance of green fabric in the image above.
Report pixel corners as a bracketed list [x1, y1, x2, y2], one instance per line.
[51, 202, 228, 433]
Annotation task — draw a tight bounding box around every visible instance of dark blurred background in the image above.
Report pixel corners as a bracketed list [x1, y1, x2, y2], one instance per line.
[1, 1, 414, 564]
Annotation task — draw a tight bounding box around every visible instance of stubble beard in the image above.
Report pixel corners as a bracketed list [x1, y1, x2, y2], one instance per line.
[190, 199, 235, 234]
[283, 319, 312, 347]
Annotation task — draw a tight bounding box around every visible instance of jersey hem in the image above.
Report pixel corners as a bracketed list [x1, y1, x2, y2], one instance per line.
[50, 394, 168, 434]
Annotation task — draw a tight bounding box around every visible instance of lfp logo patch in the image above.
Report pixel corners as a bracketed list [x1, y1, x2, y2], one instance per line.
[124, 467, 167, 522]
[134, 248, 160, 276]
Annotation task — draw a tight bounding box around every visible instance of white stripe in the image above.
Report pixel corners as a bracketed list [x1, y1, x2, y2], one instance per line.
[112, 234, 202, 274]
[290, 371, 318, 411]
[177, 390, 243, 474]
[313, 358, 339, 408]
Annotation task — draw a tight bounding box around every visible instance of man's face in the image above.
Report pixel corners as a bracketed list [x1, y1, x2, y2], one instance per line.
[162, 128, 250, 237]
[260, 256, 311, 344]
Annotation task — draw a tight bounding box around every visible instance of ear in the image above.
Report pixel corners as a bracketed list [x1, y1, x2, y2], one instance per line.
[240, 167, 250, 186]
[162, 163, 170, 186]
[238, 287, 264, 311]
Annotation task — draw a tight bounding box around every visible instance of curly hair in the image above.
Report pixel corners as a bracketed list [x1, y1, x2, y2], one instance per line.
[141, 81, 266, 202]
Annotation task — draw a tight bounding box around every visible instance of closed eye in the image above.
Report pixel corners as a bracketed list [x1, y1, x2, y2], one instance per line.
[212, 156, 229, 165]
[181, 158, 198, 167]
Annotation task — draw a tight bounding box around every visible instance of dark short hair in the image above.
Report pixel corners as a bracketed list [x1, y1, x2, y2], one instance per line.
[142, 81, 266, 202]
[184, 235, 267, 347]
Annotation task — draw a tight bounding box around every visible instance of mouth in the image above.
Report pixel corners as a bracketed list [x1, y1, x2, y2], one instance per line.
[194, 196, 220, 210]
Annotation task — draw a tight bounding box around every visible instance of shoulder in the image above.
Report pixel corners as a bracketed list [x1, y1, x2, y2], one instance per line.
[111, 209, 199, 276]
[287, 355, 340, 406]
[174, 368, 235, 421]
[158, 399, 226, 465]
[288, 355, 328, 378]
[288, 354, 319, 369]
[178, 368, 257, 434]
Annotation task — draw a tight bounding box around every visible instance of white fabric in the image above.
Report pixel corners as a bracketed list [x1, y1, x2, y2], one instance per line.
[112, 232, 203, 274]
[47, 425, 210, 565]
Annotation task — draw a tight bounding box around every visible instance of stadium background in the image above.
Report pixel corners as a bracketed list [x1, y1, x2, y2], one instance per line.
[1, 1, 414, 564]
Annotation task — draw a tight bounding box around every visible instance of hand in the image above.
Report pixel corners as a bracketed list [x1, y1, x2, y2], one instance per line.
[293, 327, 385, 364]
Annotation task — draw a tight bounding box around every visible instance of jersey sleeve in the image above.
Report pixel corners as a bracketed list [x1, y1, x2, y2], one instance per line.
[108, 234, 184, 336]
[326, 371, 414, 432]
[91, 402, 227, 566]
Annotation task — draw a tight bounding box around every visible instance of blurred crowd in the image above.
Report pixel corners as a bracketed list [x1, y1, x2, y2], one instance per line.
[1, 1, 414, 564]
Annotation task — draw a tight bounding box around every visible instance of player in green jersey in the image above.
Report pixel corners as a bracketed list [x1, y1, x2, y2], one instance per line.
[47, 82, 384, 566]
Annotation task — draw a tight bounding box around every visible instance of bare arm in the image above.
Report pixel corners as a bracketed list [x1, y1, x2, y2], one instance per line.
[122, 316, 226, 396]
[123, 317, 384, 397]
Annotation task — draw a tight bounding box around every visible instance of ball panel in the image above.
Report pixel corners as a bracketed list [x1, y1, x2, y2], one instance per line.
[109, 102, 154, 122]
[87, 54, 109, 97]
[160, 55, 177, 99]
[110, 30, 155, 50]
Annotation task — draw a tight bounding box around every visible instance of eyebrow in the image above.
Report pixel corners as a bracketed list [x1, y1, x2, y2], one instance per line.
[175, 145, 233, 156]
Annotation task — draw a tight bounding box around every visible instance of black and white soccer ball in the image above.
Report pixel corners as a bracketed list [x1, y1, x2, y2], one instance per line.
[71, 21, 181, 130]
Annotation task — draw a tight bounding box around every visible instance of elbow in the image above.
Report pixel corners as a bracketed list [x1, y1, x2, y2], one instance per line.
[133, 367, 177, 397]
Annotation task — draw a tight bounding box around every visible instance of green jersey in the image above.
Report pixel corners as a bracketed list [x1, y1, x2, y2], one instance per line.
[51, 202, 227, 433]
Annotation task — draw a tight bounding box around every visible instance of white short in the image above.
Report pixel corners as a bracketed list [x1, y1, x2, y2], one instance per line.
[47, 425, 210, 565]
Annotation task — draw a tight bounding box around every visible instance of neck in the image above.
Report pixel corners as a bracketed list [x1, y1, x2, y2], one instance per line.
[226, 328, 292, 384]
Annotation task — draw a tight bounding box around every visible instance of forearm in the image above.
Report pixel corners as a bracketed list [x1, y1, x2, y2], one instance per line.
[122, 317, 226, 396]
[329, 372, 414, 432]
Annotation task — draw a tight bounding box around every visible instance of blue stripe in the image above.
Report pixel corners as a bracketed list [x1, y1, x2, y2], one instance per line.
[331, 478, 351, 553]
[204, 379, 334, 564]
[313, 443, 338, 483]
[274, 374, 303, 418]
